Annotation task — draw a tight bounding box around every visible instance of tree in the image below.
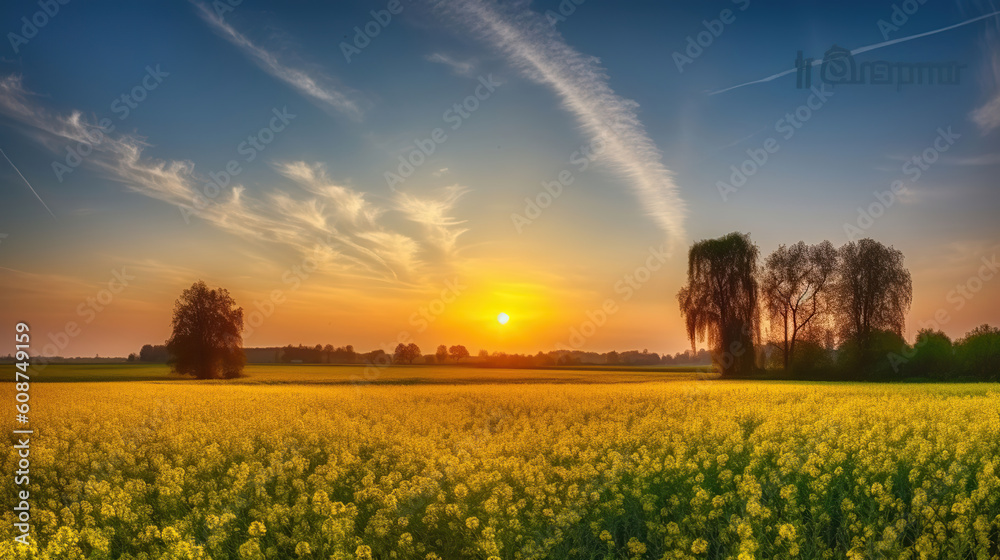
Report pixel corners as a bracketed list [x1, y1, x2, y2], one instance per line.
[761, 241, 838, 371]
[165, 281, 245, 379]
[449, 345, 470, 362]
[677, 232, 760, 376]
[955, 324, 1000, 381]
[139, 344, 169, 362]
[836, 329, 908, 380]
[833, 238, 912, 353]
[436, 344, 449, 363]
[394, 342, 421, 364]
[902, 329, 954, 380]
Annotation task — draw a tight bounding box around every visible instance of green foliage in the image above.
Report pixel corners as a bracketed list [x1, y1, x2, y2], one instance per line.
[899, 329, 955, 380]
[955, 324, 1000, 381]
[835, 329, 910, 380]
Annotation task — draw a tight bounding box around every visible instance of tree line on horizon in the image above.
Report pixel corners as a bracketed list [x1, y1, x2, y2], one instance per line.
[135, 283, 716, 379]
[678, 233, 999, 381]
[132, 341, 714, 369]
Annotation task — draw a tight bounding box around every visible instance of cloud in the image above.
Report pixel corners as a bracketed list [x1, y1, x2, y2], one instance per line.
[425, 52, 477, 76]
[970, 21, 1000, 134]
[395, 184, 470, 256]
[972, 96, 1000, 132]
[436, 0, 686, 250]
[0, 76, 468, 283]
[191, 2, 363, 120]
[942, 152, 1000, 166]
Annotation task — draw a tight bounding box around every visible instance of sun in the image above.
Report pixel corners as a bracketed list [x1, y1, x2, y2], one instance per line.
[497, 312, 510, 325]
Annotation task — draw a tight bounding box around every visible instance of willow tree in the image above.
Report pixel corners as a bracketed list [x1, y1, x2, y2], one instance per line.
[677, 232, 760, 376]
[833, 238, 912, 351]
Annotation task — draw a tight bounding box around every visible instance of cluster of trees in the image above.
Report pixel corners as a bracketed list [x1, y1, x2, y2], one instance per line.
[279, 344, 357, 364]
[392, 344, 470, 364]
[678, 233, 999, 381]
[135, 344, 170, 363]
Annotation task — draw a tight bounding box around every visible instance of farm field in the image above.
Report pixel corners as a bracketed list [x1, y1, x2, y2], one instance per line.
[2, 368, 1000, 559]
[23, 364, 718, 385]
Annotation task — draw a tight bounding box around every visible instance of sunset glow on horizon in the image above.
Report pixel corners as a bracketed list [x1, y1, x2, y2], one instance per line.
[0, 1, 997, 359]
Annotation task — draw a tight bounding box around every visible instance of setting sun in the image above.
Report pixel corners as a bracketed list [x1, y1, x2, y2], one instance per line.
[497, 312, 510, 325]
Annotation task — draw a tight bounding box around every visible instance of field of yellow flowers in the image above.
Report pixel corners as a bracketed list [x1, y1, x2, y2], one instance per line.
[2, 376, 1000, 559]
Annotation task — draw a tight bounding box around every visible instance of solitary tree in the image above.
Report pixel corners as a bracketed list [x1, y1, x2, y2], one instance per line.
[833, 238, 912, 352]
[436, 344, 449, 363]
[165, 281, 245, 379]
[449, 345, 470, 362]
[677, 232, 760, 376]
[761, 241, 838, 371]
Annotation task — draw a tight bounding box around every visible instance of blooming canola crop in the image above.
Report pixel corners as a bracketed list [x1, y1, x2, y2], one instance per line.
[1, 381, 999, 559]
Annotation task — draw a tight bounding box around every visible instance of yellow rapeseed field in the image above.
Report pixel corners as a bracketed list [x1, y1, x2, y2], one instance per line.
[2, 379, 1000, 560]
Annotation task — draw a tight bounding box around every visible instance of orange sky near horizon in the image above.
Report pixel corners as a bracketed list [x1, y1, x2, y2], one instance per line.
[3, 228, 998, 359]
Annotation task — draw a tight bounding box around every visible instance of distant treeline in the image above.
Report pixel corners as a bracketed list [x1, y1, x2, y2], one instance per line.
[129, 343, 713, 368]
[757, 324, 1000, 382]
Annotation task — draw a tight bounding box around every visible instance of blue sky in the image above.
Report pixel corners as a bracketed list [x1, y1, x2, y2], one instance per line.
[1, 0, 998, 357]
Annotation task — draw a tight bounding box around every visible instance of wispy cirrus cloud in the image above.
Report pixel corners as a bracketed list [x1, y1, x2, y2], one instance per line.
[191, 2, 363, 120]
[970, 20, 1000, 134]
[425, 52, 477, 76]
[0, 76, 468, 283]
[396, 184, 470, 256]
[435, 0, 686, 250]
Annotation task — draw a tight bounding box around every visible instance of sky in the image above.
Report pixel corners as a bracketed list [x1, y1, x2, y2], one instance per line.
[1, 0, 998, 358]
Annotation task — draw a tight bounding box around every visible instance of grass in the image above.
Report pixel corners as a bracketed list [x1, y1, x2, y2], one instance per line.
[28, 363, 720, 384]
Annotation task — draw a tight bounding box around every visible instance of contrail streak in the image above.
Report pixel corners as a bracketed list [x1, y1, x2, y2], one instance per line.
[1, 147, 55, 217]
[708, 10, 1000, 96]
